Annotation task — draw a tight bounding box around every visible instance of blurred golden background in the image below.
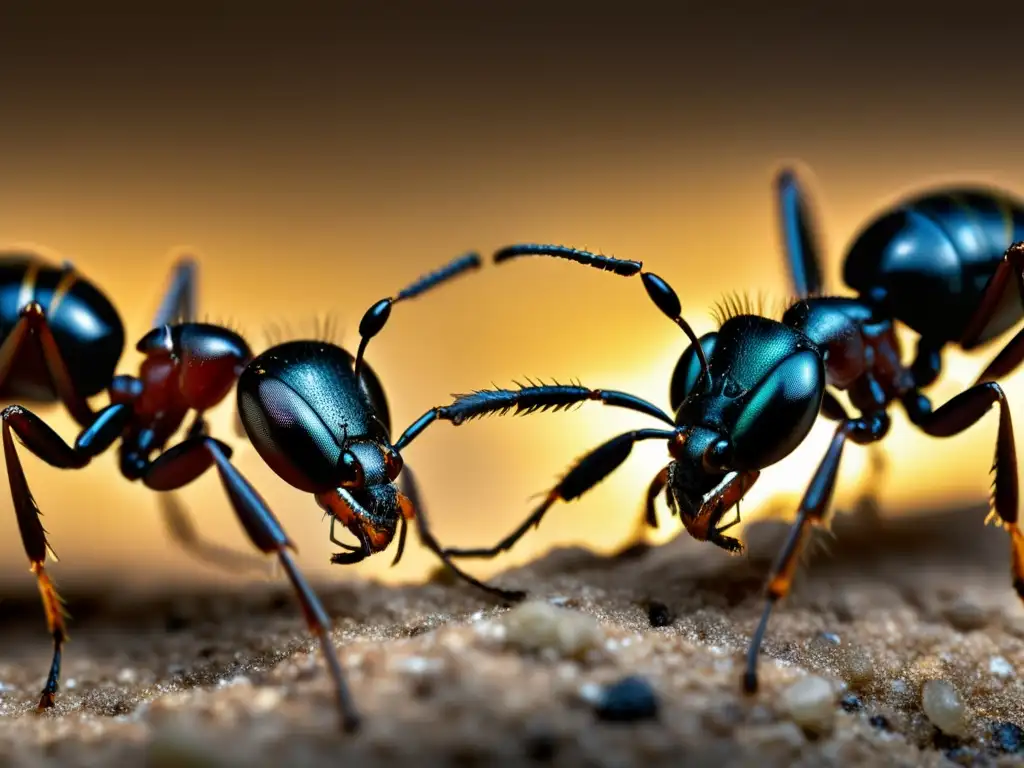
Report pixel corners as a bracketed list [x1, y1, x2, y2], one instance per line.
[0, 5, 1020, 592]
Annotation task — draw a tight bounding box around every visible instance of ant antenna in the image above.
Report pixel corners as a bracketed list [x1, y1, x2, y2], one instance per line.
[494, 244, 712, 391]
[353, 252, 481, 379]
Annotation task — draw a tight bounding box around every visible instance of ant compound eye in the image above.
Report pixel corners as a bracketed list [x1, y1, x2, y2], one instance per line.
[702, 439, 732, 472]
[730, 350, 823, 470]
[383, 448, 404, 481]
[338, 451, 365, 489]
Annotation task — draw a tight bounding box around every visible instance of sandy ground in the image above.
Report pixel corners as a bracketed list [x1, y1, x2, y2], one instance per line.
[3, 502, 1024, 767]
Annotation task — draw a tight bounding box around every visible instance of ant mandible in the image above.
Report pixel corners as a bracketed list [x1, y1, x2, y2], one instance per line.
[390, 166, 1024, 695]
[0, 250, 357, 731]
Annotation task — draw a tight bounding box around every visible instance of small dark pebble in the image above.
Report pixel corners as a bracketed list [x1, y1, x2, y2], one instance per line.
[594, 676, 659, 722]
[933, 731, 963, 752]
[411, 675, 435, 700]
[869, 715, 892, 732]
[840, 693, 863, 713]
[647, 601, 673, 628]
[523, 728, 559, 762]
[988, 721, 1024, 754]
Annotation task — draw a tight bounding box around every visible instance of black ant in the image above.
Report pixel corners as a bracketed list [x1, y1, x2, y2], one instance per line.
[233, 252, 529, 729]
[0, 250, 351, 730]
[390, 166, 1024, 695]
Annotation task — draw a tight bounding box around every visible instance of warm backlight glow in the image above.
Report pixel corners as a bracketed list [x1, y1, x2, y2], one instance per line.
[0, 150, 1022, 594]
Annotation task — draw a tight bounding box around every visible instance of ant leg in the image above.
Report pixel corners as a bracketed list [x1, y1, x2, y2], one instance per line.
[396, 463, 524, 601]
[390, 514, 409, 568]
[0, 302, 95, 426]
[643, 467, 670, 529]
[139, 436, 360, 732]
[975, 328, 1024, 384]
[354, 252, 481, 378]
[902, 382, 1023, 595]
[745, 389, 857, 527]
[744, 412, 888, 694]
[154, 414, 271, 575]
[819, 383, 889, 517]
[184, 412, 207, 439]
[774, 167, 826, 299]
[152, 256, 198, 327]
[961, 242, 1024, 355]
[387, 468, 416, 567]
[1, 402, 132, 709]
[910, 337, 944, 389]
[395, 382, 674, 452]
[961, 243, 1024, 381]
[392, 383, 673, 576]
[442, 428, 676, 560]
[819, 390, 850, 422]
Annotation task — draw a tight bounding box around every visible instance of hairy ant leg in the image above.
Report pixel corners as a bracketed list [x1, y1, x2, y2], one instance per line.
[743, 410, 889, 693]
[2, 402, 132, 708]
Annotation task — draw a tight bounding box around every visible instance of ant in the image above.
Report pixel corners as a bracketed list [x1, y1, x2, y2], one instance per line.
[0, 250, 352, 730]
[233, 252, 528, 726]
[390, 166, 1024, 695]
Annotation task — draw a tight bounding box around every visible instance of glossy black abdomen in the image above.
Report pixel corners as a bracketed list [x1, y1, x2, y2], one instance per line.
[843, 189, 1024, 346]
[0, 255, 125, 401]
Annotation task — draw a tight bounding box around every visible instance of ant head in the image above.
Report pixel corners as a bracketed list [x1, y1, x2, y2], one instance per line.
[315, 442, 406, 555]
[666, 315, 825, 552]
[137, 323, 251, 411]
[237, 341, 406, 554]
[237, 341, 394, 489]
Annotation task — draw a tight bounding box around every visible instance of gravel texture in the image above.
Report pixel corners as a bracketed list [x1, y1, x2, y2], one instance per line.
[2, 502, 1024, 767]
